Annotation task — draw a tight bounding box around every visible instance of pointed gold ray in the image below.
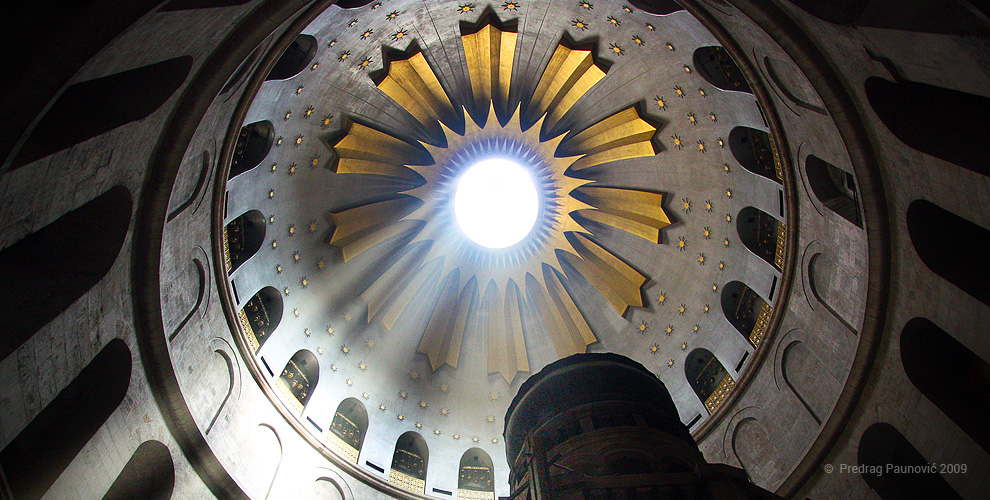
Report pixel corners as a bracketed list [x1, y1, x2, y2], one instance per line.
[462, 24, 516, 115]
[380, 258, 442, 331]
[377, 52, 456, 126]
[573, 187, 669, 243]
[530, 45, 606, 131]
[333, 122, 431, 167]
[328, 198, 422, 261]
[564, 107, 657, 171]
[360, 244, 429, 323]
[559, 233, 646, 315]
[418, 273, 476, 371]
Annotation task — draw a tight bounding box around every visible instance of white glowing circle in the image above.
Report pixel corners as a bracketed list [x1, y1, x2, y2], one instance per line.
[454, 158, 539, 249]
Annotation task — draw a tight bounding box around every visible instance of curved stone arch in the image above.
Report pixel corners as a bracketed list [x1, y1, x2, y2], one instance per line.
[752, 46, 826, 117]
[168, 255, 209, 342]
[167, 138, 217, 222]
[253, 423, 284, 500]
[806, 155, 862, 227]
[265, 34, 318, 81]
[780, 340, 823, 425]
[206, 336, 242, 435]
[718, 405, 769, 467]
[101, 440, 175, 500]
[807, 252, 857, 333]
[309, 467, 353, 500]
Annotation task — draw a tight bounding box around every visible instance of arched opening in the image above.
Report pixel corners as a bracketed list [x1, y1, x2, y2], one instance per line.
[737, 206, 785, 271]
[629, 0, 684, 15]
[265, 34, 318, 81]
[334, 0, 378, 7]
[389, 431, 429, 494]
[806, 155, 861, 227]
[785, 0, 989, 36]
[685, 348, 734, 414]
[781, 341, 825, 425]
[10, 56, 193, 170]
[458, 448, 495, 499]
[224, 210, 266, 272]
[229, 120, 275, 178]
[0, 338, 131, 500]
[729, 127, 780, 183]
[693, 46, 752, 93]
[277, 350, 319, 415]
[866, 77, 990, 177]
[906, 200, 990, 306]
[0, 185, 131, 363]
[901, 317, 990, 454]
[858, 423, 963, 499]
[721, 281, 771, 347]
[327, 397, 369, 464]
[101, 440, 174, 500]
[159, 0, 252, 10]
[239, 286, 283, 353]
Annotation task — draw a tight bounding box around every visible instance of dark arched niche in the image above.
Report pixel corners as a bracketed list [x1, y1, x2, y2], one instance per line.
[159, 0, 251, 10]
[629, 0, 684, 15]
[737, 206, 784, 270]
[806, 155, 861, 227]
[458, 448, 495, 495]
[729, 127, 779, 183]
[901, 317, 990, 454]
[225, 210, 266, 272]
[240, 286, 283, 352]
[0, 338, 131, 500]
[0, 185, 131, 362]
[330, 397, 369, 463]
[858, 423, 963, 499]
[693, 46, 752, 93]
[685, 348, 731, 414]
[906, 200, 990, 306]
[266, 34, 317, 81]
[785, 0, 989, 36]
[10, 56, 193, 170]
[867, 77, 990, 177]
[279, 350, 319, 412]
[721, 281, 770, 347]
[390, 431, 429, 493]
[102, 441, 174, 500]
[229, 120, 275, 178]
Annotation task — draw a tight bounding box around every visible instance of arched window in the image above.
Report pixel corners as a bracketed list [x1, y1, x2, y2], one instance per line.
[334, 0, 379, 7]
[327, 398, 369, 464]
[239, 286, 283, 353]
[721, 281, 772, 347]
[858, 423, 963, 499]
[229, 120, 275, 178]
[629, 0, 683, 15]
[101, 441, 174, 500]
[906, 200, 990, 306]
[729, 127, 779, 182]
[224, 210, 266, 272]
[737, 206, 785, 271]
[805, 155, 861, 227]
[11, 56, 193, 170]
[685, 349, 734, 414]
[266, 34, 317, 81]
[458, 448, 495, 500]
[277, 350, 319, 415]
[785, 0, 988, 35]
[693, 46, 752, 93]
[0, 186, 131, 362]
[389, 431, 429, 494]
[866, 77, 990, 177]
[0, 338, 131, 500]
[901, 318, 990, 454]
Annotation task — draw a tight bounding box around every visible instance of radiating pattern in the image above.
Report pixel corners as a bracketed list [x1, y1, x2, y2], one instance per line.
[328, 24, 668, 382]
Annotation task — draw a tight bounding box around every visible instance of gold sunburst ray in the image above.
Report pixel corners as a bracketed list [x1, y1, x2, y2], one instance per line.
[327, 23, 669, 381]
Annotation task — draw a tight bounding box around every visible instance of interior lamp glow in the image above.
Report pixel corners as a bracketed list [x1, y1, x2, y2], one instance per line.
[454, 158, 539, 249]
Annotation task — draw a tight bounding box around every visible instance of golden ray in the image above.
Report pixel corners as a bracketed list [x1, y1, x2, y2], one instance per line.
[328, 24, 666, 381]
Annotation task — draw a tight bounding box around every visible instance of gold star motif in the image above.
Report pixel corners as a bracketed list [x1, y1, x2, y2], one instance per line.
[723, 238, 730, 247]
[371, 2, 381, 8]
[366, 339, 374, 348]
[703, 227, 712, 239]
[687, 112, 697, 125]
[705, 200, 714, 212]
[579, 1, 593, 9]
[386, 10, 399, 20]
[681, 342, 688, 350]
[665, 325, 674, 335]
[682, 197, 691, 212]
[311, 156, 321, 167]
[287, 164, 296, 176]
[654, 95, 667, 110]
[638, 321, 648, 332]
[399, 391, 408, 399]
[275, 136, 283, 146]
[672, 134, 683, 149]
[317, 347, 324, 354]
[704, 304, 711, 313]
[295, 86, 304, 95]
[677, 236, 687, 250]
[300, 277, 308, 287]
[668, 359, 675, 367]
[415, 422, 423, 429]
[359, 57, 372, 69]
[491, 438, 499, 444]
[434, 429, 442, 435]
[665, 41, 674, 51]
[410, 371, 419, 380]
[330, 363, 338, 371]
[487, 416, 495, 423]
[490, 392, 499, 401]
[693, 324, 700, 332]
[674, 85, 684, 97]
[697, 140, 706, 152]
[440, 384, 450, 393]
[293, 251, 301, 262]
[379, 403, 387, 411]
[284, 111, 291, 120]
[440, 408, 450, 416]
[358, 362, 367, 370]
[607, 15, 620, 26]
[726, 213, 732, 223]
[651, 343, 660, 354]
[420, 401, 428, 408]
[322, 115, 332, 128]
[647, 23, 656, 31]
[397, 414, 405, 421]
[571, 19, 589, 30]
[283, 287, 290, 295]
[288, 224, 295, 235]
[657, 292, 667, 304]
[361, 29, 373, 39]
[275, 263, 282, 273]
[268, 189, 275, 198]
[683, 64, 692, 73]
[718, 137, 725, 147]
[326, 325, 334, 335]
[311, 61, 319, 70]
[328, 39, 337, 47]
[609, 43, 624, 55]
[719, 261, 725, 270]
[346, 378, 353, 386]
[317, 259, 325, 270]
[391, 29, 407, 41]
[678, 304, 686, 314]
[270, 162, 277, 172]
[304, 328, 311, 336]
[502, 1, 520, 10]
[362, 392, 370, 399]
[348, 19, 358, 27]
[341, 345, 350, 354]
[710, 112, 717, 122]
[699, 88, 707, 98]
[338, 51, 350, 61]
[458, 3, 474, 12]
[698, 253, 706, 264]
[271, 240, 278, 249]
[472, 436, 480, 442]
[305, 106, 314, 117]
[723, 162, 731, 173]
[633, 35, 645, 46]
[452, 434, 461, 440]
[712, 283, 719, 292]
[725, 188, 733, 198]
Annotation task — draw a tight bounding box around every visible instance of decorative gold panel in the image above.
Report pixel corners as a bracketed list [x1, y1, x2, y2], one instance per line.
[378, 52, 457, 128]
[275, 377, 305, 415]
[462, 24, 516, 114]
[388, 469, 426, 494]
[704, 373, 736, 414]
[530, 44, 606, 131]
[458, 489, 496, 500]
[239, 308, 261, 353]
[750, 302, 772, 347]
[222, 225, 232, 272]
[775, 222, 786, 270]
[326, 432, 360, 464]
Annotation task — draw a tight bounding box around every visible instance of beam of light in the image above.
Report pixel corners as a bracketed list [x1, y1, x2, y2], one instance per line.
[454, 158, 539, 249]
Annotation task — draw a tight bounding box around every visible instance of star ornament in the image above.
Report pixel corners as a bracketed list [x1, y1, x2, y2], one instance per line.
[326, 25, 671, 383]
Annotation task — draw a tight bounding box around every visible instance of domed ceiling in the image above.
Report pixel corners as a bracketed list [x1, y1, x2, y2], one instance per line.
[219, 0, 788, 496]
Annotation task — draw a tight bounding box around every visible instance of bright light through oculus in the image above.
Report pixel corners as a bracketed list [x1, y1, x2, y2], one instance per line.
[454, 158, 539, 249]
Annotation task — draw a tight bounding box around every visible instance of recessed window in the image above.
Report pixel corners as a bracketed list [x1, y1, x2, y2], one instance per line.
[454, 158, 539, 249]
